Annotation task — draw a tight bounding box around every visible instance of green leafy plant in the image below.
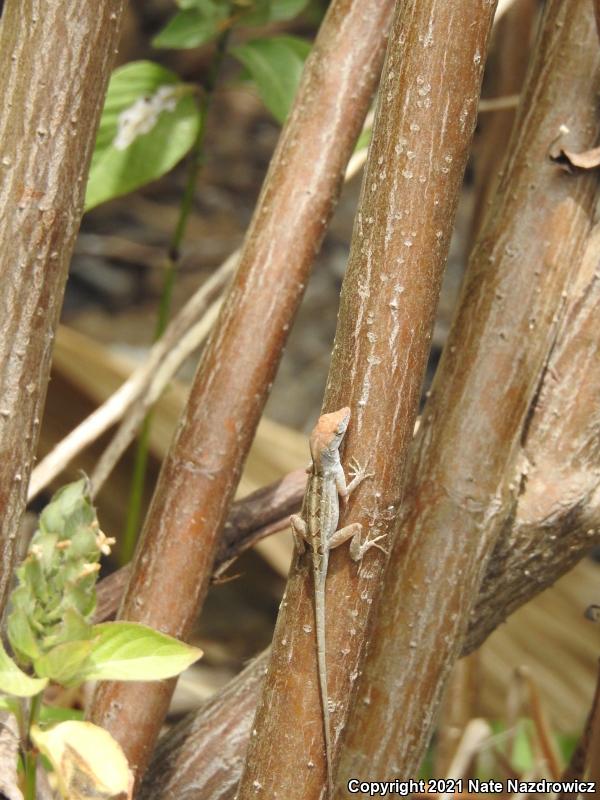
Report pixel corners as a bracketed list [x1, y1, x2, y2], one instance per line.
[153, 0, 310, 50]
[85, 61, 202, 210]
[85, 1, 313, 214]
[0, 479, 201, 799]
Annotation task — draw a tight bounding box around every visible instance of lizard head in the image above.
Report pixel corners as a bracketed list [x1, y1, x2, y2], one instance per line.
[309, 407, 351, 462]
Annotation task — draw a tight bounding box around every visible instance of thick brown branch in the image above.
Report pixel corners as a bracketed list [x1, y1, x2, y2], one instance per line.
[0, 1, 125, 615]
[335, 0, 600, 786]
[139, 459, 600, 800]
[465, 223, 600, 652]
[237, 2, 497, 797]
[88, 0, 396, 779]
[139, 652, 269, 800]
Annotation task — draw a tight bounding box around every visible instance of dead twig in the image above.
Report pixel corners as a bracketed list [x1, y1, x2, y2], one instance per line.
[28, 253, 237, 501]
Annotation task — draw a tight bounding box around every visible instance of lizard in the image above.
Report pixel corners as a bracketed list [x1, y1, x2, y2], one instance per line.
[290, 407, 387, 798]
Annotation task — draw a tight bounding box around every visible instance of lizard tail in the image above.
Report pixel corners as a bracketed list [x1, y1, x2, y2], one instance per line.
[314, 555, 334, 799]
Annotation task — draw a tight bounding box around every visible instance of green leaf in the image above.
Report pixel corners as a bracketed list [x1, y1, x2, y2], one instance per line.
[234, 0, 308, 24]
[268, 0, 309, 21]
[152, 5, 229, 50]
[177, 0, 218, 8]
[39, 705, 85, 724]
[85, 61, 202, 210]
[7, 593, 41, 663]
[0, 640, 47, 697]
[231, 36, 311, 123]
[34, 640, 94, 686]
[84, 622, 202, 682]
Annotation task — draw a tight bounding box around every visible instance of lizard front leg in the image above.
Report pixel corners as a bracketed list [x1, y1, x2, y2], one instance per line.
[337, 458, 373, 500]
[333, 460, 385, 559]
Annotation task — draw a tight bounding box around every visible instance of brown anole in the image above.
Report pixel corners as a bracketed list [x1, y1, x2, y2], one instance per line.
[290, 407, 386, 798]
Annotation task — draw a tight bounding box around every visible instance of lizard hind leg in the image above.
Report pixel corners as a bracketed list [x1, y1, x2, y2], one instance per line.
[290, 513, 309, 555]
[349, 529, 388, 562]
[328, 521, 388, 561]
[328, 522, 363, 550]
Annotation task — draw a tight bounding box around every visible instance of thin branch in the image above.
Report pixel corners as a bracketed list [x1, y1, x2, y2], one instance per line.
[88, 0, 398, 779]
[477, 94, 520, 113]
[27, 253, 237, 501]
[0, 0, 125, 615]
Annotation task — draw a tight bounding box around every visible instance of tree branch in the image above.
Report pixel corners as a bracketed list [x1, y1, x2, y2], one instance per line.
[335, 0, 600, 786]
[0, 0, 125, 614]
[465, 220, 600, 652]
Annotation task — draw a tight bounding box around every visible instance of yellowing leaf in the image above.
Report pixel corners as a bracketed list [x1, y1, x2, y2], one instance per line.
[0, 641, 47, 698]
[31, 721, 133, 800]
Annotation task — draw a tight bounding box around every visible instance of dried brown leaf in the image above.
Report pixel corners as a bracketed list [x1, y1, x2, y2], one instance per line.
[550, 145, 600, 172]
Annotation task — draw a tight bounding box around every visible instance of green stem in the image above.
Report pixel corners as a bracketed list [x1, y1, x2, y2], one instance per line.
[23, 693, 42, 800]
[120, 31, 231, 565]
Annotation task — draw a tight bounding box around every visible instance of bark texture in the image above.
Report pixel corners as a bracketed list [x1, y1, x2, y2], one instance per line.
[140, 655, 267, 800]
[237, 2, 497, 798]
[140, 488, 600, 800]
[470, 0, 538, 242]
[466, 219, 600, 652]
[0, 0, 125, 615]
[89, 0, 397, 779]
[334, 0, 600, 787]
[113, 215, 600, 798]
